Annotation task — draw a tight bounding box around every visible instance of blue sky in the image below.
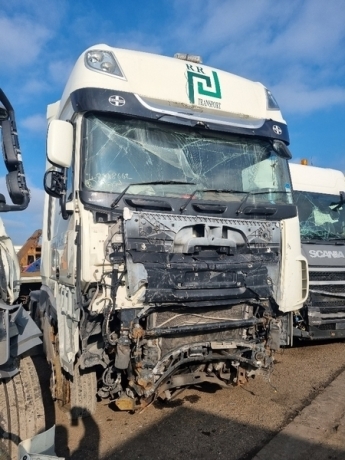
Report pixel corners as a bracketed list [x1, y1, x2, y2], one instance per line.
[1, 0, 344, 244]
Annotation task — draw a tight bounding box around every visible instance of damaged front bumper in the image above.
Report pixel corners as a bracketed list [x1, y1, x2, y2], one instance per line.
[84, 209, 283, 410]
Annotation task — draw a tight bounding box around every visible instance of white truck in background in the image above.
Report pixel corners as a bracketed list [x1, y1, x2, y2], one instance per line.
[33, 45, 308, 416]
[289, 163, 345, 341]
[0, 89, 59, 460]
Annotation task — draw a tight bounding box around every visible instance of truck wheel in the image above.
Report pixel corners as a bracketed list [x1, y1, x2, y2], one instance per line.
[69, 362, 97, 420]
[46, 323, 97, 419]
[53, 358, 97, 419]
[0, 356, 45, 460]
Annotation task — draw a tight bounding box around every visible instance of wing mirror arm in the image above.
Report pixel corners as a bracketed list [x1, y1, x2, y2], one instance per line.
[43, 169, 73, 220]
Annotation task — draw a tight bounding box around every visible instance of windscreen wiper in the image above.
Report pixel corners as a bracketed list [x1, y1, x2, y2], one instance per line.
[110, 181, 196, 208]
[301, 236, 343, 244]
[301, 238, 324, 243]
[236, 190, 287, 215]
[326, 237, 345, 243]
[180, 189, 245, 213]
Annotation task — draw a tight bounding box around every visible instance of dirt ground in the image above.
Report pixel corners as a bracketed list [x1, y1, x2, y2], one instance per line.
[35, 340, 345, 460]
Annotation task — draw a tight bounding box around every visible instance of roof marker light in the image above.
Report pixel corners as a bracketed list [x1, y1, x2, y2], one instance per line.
[174, 53, 203, 64]
[85, 50, 124, 78]
[265, 89, 280, 110]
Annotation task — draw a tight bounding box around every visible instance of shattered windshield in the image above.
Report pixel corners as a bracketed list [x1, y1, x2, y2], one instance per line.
[82, 113, 292, 203]
[294, 191, 345, 241]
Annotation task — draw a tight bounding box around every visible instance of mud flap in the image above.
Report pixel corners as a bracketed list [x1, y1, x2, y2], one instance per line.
[0, 309, 10, 366]
[18, 426, 64, 460]
[0, 303, 42, 373]
[10, 305, 42, 357]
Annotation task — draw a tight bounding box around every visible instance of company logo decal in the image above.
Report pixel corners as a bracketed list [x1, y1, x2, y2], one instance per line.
[186, 64, 222, 108]
[109, 95, 125, 107]
[272, 125, 282, 135]
[309, 250, 345, 259]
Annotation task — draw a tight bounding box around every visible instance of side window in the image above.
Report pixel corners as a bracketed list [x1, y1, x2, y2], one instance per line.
[66, 166, 74, 201]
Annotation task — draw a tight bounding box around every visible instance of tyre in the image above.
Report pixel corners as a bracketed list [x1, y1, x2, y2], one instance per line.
[69, 362, 97, 419]
[0, 356, 45, 460]
[44, 320, 97, 420]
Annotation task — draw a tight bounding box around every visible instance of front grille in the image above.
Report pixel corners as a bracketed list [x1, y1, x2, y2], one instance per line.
[312, 300, 345, 308]
[310, 289, 345, 309]
[314, 306, 345, 314]
[311, 285, 345, 294]
[309, 271, 345, 282]
[318, 323, 336, 330]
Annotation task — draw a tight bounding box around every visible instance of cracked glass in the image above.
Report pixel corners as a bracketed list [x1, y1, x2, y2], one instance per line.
[82, 113, 292, 203]
[294, 191, 345, 241]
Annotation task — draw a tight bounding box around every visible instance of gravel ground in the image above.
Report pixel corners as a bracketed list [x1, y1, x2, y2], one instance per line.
[253, 369, 345, 459]
[36, 340, 345, 459]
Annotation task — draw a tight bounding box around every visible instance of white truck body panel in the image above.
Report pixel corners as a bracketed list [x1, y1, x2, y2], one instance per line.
[290, 163, 345, 195]
[54, 45, 286, 125]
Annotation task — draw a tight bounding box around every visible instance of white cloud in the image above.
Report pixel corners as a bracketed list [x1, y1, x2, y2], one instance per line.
[170, 0, 287, 58]
[171, 0, 345, 68]
[21, 114, 47, 133]
[0, 16, 51, 70]
[272, 82, 345, 115]
[168, 0, 345, 116]
[268, 1, 345, 66]
[110, 35, 162, 56]
[0, 3, 67, 104]
[48, 59, 75, 87]
[20, 79, 51, 97]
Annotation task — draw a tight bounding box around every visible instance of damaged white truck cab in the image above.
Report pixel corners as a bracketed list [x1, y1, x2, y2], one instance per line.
[290, 163, 345, 340]
[38, 45, 308, 413]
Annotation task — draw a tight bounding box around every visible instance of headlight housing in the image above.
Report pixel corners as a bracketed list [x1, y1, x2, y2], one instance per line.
[84, 50, 125, 78]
